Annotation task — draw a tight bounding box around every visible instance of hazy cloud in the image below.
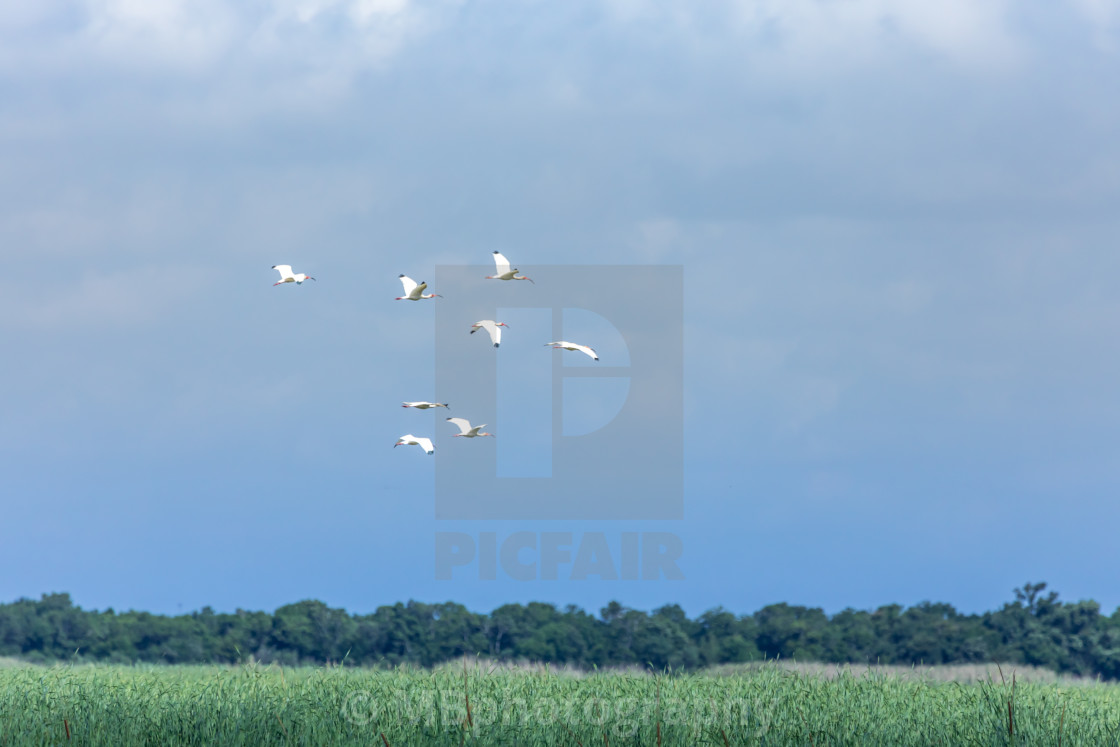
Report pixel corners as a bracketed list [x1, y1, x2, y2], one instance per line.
[1, 265, 208, 331]
[3, 0, 1120, 617]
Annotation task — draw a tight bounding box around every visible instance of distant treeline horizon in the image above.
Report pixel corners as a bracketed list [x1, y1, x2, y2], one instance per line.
[3, 582, 1120, 679]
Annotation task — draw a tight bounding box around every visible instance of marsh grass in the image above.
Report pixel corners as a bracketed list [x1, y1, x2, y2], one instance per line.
[705, 660, 1102, 685]
[1, 659, 1119, 745]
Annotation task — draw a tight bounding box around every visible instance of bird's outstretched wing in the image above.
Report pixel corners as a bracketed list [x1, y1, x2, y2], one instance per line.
[547, 341, 599, 361]
[446, 417, 473, 435]
[492, 251, 512, 275]
[396, 434, 435, 454]
[571, 344, 599, 361]
[483, 321, 502, 346]
[273, 265, 294, 280]
[399, 275, 419, 296]
[472, 320, 503, 347]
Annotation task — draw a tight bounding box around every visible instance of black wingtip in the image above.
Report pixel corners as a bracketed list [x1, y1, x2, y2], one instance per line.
[399, 273, 405, 277]
[494, 343, 500, 348]
[493, 250, 499, 254]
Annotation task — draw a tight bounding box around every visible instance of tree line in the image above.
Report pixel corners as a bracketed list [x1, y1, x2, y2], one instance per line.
[3, 583, 1120, 678]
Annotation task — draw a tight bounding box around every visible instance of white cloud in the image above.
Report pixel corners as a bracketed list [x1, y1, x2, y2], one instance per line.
[0, 5, 67, 31]
[1070, 0, 1120, 26]
[249, 0, 428, 68]
[80, 0, 239, 71]
[0, 0, 442, 91]
[350, 0, 411, 23]
[2, 0, 1114, 122]
[1069, 0, 1120, 50]
[606, 0, 1023, 73]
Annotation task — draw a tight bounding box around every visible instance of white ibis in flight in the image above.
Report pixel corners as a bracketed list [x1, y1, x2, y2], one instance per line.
[470, 320, 508, 347]
[402, 402, 449, 409]
[446, 418, 494, 438]
[486, 251, 534, 283]
[545, 341, 599, 361]
[396, 275, 441, 301]
[395, 435, 435, 454]
[272, 265, 316, 285]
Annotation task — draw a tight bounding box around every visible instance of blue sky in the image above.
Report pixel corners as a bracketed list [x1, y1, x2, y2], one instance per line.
[3, 0, 1120, 619]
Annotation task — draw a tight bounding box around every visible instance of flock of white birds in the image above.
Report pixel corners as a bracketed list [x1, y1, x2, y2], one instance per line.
[272, 252, 600, 456]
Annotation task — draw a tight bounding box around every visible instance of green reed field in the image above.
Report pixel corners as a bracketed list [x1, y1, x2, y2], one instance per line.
[2, 660, 1119, 745]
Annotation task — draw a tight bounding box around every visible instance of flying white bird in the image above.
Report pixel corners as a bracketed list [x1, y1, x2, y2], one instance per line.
[486, 251, 534, 283]
[396, 275, 441, 301]
[470, 320, 508, 347]
[545, 341, 599, 361]
[272, 265, 316, 285]
[402, 401, 450, 409]
[446, 418, 494, 438]
[394, 434, 435, 454]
